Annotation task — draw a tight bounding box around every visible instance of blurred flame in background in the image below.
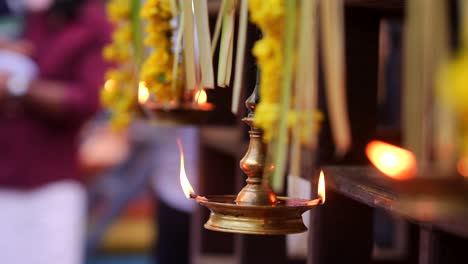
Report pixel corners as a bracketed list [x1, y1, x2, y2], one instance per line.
[457, 156, 468, 178]
[195, 89, 207, 104]
[104, 79, 116, 92]
[138, 81, 150, 104]
[366, 140, 417, 180]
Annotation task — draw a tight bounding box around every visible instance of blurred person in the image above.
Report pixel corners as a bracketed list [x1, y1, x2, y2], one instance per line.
[0, 0, 23, 38]
[0, 0, 37, 85]
[109, 121, 198, 264]
[0, 0, 111, 263]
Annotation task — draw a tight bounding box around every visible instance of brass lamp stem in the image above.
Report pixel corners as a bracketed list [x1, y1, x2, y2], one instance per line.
[235, 79, 278, 206]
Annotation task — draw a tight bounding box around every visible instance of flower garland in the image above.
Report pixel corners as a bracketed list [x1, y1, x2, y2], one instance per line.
[249, 0, 285, 142]
[437, 2, 468, 161]
[438, 51, 468, 154]
[140, 0, 180, 105]
[249, 0, 322, 143]
[101, 0, 137, 129]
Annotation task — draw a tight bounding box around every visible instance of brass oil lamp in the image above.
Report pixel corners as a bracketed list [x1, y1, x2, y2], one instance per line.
[180, 84, 325, 235]
[138, 82, 217, 126]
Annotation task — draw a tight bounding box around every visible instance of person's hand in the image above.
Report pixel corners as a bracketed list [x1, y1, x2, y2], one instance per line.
[0, 40, 35, 56]
[12, 40, 35, 56]
[79, 124, 130, 179]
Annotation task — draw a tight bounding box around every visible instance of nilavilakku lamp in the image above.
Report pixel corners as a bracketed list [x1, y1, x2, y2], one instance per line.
[179, 86, 325, 235]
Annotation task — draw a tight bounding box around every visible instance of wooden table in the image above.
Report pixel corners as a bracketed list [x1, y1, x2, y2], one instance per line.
[309, 166, 468, 264]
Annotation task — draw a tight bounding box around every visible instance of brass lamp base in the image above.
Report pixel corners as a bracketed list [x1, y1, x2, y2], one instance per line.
[195, 195, 320, 235]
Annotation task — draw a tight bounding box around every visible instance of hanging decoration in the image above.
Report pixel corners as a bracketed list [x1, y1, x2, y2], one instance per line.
[246, 0, 346, 192]
[231, 0, 248, 113]
[289, 0, 319, 196]
[101, 0, 141, 129]
[139, 0, 180, 105]
[214, 0, 236, 88]
[180, 0, 352, 235]
[437, 0, 468, 175]
[320, 0, 350, 156]
[100, 0, 349, 194]
[101, 0, 227, 127]
[136, 0, 220, 123]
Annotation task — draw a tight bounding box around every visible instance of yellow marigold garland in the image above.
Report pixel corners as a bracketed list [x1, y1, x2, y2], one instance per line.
[249, 0, 322, 142]
[438, 50, 468, 154]
[101, 0, 137, 129]
[140, 0, 181, 105]
[249, 0, 284, 142]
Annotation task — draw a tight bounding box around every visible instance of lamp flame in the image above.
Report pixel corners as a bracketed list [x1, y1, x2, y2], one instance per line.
[457, 156, 468, 178]
[104, 79, 116, 92]
[366, 140, 417, 180]
[318, 170, 326, 204]
[138, 81, 150, 104]
[195, 89, 207, 104]
[178, 138, 195, 199]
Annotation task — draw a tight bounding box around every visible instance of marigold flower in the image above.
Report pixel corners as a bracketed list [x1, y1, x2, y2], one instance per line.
[438, 49, 468, 155]
[101, 0, 137, 129]
[139, 0, 181, 104]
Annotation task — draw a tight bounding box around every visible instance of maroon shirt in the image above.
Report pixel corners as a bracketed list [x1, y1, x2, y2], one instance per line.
[0, 1, 111, 189]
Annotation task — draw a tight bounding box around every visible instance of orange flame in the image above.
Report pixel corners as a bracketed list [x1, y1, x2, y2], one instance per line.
[366, 140, 417, 180]
[178, 138, 195, 198]
[104, 79, 116, 92]
[457, 156, 468, 178]
[318, 170, 326, 204]
[195, 89, 207, 104]
[138, 81, 150, 104]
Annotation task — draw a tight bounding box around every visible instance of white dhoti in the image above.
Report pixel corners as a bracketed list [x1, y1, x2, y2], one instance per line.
[0, 181, 86, 264]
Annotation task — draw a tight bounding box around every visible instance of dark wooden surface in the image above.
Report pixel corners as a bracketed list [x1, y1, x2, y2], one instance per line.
[235, 235, 288, 264]
[322, 166, 468, 239]
[191, 144, 238, 264]
[345, 0, 404, 11]
[323, 166, 396, 210]
[308, 6, 380, 264]
[310, 189, 375, 264]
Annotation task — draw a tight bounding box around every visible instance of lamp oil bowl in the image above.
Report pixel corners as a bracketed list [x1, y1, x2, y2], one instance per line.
[188, 119, 323, 234]
[138, 86, 216, 125]
[181, 88, 324, 235]
[144, 102, 214, 126]
[195, 195, 321, 235]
